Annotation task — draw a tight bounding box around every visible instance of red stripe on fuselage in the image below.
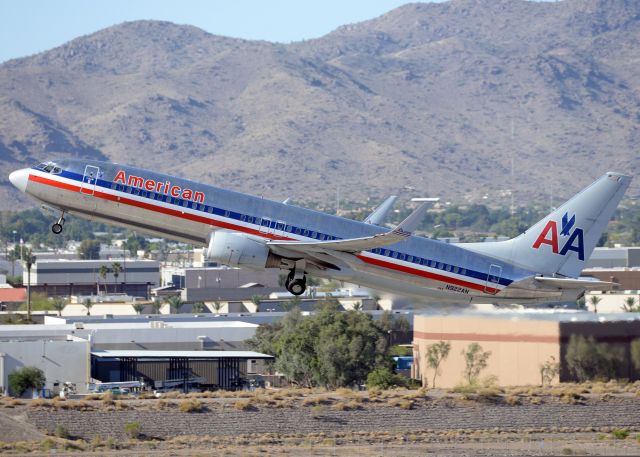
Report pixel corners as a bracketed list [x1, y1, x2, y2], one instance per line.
[356, 254, 499, 294]
[29, 173, 498, 295]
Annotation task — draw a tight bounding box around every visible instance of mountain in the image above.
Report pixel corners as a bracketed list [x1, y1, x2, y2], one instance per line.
[1, 0, 639, 211]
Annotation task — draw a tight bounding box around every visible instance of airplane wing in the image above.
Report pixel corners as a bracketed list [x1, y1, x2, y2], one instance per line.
[268, 200, 431, 254]
[534, 276, 617, 290]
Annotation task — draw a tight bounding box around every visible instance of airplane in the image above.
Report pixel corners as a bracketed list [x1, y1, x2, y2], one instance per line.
[8, 159, 631, 305]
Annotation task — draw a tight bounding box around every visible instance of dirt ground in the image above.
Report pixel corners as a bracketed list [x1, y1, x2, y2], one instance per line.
[0, 386, 639, 456]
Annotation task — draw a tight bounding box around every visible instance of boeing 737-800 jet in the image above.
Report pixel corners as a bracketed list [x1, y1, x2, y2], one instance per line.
[8, 160, 631, 305]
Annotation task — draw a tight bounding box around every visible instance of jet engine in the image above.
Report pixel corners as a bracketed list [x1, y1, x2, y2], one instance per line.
[206, 231, 281, 270]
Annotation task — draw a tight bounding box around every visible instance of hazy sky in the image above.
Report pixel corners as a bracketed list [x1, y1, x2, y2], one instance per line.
[0, 0, 444, 64]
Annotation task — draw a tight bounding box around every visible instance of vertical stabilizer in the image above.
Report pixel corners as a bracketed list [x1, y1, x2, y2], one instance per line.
[462, 172, 631, 277]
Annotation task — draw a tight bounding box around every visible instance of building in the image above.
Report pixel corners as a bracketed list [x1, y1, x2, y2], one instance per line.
[586, 247, 640, 269]
[24, 259, 160, 298]
[412, 312, 640, 388]
[582, 268, 640, 292]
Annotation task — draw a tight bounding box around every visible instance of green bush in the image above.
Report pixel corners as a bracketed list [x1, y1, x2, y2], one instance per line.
[54, 424, 69, 439]
[366, 367, 407, 390]
[612, 429, 629, 440]
[8, 366, 45, 397]
[123, 422, 141, 439]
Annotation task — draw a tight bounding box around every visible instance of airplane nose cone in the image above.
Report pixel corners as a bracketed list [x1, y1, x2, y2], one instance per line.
[9, 168, 29, 193]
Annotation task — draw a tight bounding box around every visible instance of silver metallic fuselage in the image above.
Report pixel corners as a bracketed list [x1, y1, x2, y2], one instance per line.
[11, 159, 576, 305]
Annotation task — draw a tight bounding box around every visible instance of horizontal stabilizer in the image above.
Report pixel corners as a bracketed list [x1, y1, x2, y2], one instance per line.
[534, 276, 616, 290]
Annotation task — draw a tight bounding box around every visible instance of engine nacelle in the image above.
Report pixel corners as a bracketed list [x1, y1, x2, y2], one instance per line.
[206, 231, 278, 270]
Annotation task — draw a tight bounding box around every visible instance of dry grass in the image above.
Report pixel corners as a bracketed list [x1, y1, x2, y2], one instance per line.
[179, 398, 204, 413]
[101, 391, 114, 406]
[504, 394, 520, 406]
[233, 399, 255, 411]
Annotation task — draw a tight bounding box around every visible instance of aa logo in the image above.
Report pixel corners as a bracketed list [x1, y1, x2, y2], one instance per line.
[532, 212, 585, 261]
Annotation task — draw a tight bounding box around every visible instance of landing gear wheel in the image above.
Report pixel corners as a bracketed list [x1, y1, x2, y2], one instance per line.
[51, 214, 65, 234]
[287, 277, 307, 296]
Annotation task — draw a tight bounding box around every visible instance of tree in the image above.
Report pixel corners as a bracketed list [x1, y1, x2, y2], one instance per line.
[151, 297, 162, 314]
[166, 295, 184, 314]
[621, 297, 638, 312]
[132, 303, 145, 315]
[352, 301, 363, 311]
[99, 265, 110, 295]
[78, 239, 101, 260]
[589, 295, 602, 313]
[462, 342, 491, 385]
[426, 341, 451, 388]
[83, 298, 93, 316]
[565, 334, 625, 381]
[52, 297, 67, 316]
[212, 301, 222, 313]
[248, 305, 389, 388]
[8, 366, 45, 397]
[111, 262, 122, 293]
[251, 295, 264, 312]
[539, 356, 560, 386]
[192, 302, 205, 314]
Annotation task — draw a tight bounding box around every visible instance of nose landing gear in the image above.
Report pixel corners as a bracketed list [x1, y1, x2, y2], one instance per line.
[51, 213, 65, 234]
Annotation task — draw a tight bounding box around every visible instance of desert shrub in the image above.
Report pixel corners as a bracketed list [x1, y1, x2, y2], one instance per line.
[54, 424, 69, 439]
[123, 422, 141, 439]
[612, 429, 629, 440]
[29, 398, 49, 408]
[311, 405, 324, 417]
[461, 343, 491, 385]
[101, 391, 114, 405]
[234, 399, 254, 411]
[179, 398, 203, 413]
[504, 394, 520, 406]
[8, 366, 45, 397]
[366, 367, 407, 390]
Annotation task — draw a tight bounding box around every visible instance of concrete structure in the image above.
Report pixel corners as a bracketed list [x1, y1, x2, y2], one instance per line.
[413, 312, 640, 388]
[0, 339, 89, 396]
[586, 247, 640, 269]
[582, 268, 640, 292]
[24, 259, 160, 298]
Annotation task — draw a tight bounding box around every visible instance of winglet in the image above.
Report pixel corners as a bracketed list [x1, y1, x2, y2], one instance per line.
[364, 196, 397, 225]
[393, 198, 439, 235]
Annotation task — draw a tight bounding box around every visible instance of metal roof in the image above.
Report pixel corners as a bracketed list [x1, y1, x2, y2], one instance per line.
[91, 350, 273, 359]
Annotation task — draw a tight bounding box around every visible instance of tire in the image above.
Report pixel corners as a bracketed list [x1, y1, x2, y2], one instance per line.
[288, 278, 306, 296]
[51, 223, 63, 234]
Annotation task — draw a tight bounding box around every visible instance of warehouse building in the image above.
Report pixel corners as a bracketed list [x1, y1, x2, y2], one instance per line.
[413, 312, 640, 388]
[24, 259, 160, 298]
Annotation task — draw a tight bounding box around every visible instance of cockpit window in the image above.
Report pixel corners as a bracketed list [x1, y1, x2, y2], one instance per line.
[34, 161, 62, 174]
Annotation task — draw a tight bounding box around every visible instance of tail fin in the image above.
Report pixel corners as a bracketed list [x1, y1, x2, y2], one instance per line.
[463, 172, 632, 277]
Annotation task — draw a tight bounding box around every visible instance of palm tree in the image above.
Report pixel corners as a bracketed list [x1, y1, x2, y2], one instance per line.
[83, 298, 93, 316]
[98, 265, 110, 295]
[622, 297, 637, 312]
[52, 297, 67, 316]
[251, 295, 264, 312]
[589, 295, 602, 313]
[166, 295, 184, 314]
[151, 297, 162, 314]
[132, 303, 145, 315]
[352, 301, 363, 311]
[212, 301, 222, 313]
[111, 262, 122, 293]
[192, 302, 205, 314]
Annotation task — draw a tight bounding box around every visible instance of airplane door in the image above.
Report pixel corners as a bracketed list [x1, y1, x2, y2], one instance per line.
[80, 165, 100, 195]
[484, 264, 502, 294]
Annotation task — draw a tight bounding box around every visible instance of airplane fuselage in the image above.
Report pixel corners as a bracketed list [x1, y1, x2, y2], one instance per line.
[10, 159, 616, 305]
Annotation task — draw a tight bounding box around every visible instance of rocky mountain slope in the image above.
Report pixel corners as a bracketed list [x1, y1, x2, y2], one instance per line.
[0, 0, 639, 210]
